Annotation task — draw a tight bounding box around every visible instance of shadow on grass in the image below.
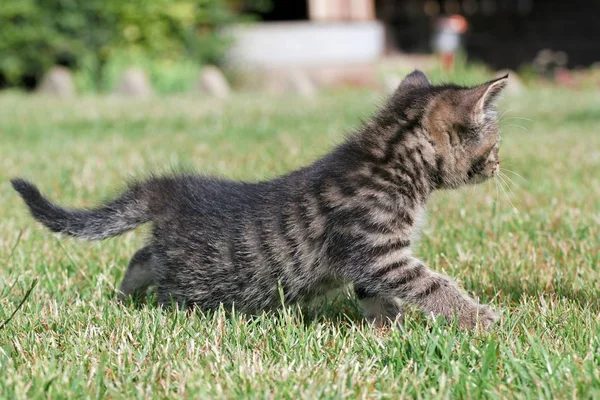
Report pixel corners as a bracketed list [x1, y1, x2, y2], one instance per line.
[113, 287, 367, 327]
[467, 274, 600, 313]
[114, 273, 600, 329]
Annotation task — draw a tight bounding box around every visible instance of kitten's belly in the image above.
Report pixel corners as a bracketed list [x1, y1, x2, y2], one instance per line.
[158, 241, 334, 312]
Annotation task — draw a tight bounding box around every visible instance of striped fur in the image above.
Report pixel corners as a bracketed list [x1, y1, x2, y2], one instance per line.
[12, 71, 508, 329]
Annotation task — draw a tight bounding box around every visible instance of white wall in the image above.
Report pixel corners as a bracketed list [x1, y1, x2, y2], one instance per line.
[227, 21, 385, 68]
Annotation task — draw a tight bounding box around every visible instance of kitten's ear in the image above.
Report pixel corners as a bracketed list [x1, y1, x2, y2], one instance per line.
[397, 70, 431, 92]
[468, 74, 509, 120]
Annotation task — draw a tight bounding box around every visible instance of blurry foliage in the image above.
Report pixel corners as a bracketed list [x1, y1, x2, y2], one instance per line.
[378, 52, 495, 87]
[423, 52, 493, 85]
[74, 51, 203, 94]
[0, 0, 269, 90]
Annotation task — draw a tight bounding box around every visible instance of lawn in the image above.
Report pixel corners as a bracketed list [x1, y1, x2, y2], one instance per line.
[1, 82, 599, 399]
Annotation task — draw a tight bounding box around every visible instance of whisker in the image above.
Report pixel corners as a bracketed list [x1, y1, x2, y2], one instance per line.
[494, 176, 500, 206]
[492, 177, 501, 233]
[502, 124, 529, 132]
[485, 178, 495, 200]
[501, 168, 528, 183]
[497, 172, 518, 199]
[503, 171, 525, 190]
[499, 171, 524, 190]
[496, 174, 512, 201]
[496, 175, 519, 213]
[499, 173, 525, 206]
[501, 116, 534, 122]
[496, 180, 516, 212]
[500, 175, 521, 195]
[498, 107, 516, 120]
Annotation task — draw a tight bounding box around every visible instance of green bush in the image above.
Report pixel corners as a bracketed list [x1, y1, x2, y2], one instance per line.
[74, 51, 203, 94]
[0, 0, 265, 90]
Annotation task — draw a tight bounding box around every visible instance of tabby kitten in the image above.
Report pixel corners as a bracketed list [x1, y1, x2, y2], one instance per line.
[12, 70, 507, 329]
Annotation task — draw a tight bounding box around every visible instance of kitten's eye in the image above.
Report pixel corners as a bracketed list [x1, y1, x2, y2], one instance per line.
[453, 123, 478, 142]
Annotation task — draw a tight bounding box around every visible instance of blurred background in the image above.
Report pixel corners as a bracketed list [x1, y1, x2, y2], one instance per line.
[1, 0, 599, 95]
[2, 3, 600, 397]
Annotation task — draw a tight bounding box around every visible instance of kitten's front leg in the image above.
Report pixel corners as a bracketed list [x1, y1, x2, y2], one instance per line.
[355, 257, 498, 329]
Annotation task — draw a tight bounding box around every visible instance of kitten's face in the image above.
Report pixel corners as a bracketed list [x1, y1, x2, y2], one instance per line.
[429, 85, 504, 189]
[396, 71, 507, 190]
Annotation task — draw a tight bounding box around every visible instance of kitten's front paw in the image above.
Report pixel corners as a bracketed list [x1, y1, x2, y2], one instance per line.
[459, 304, 499, 330]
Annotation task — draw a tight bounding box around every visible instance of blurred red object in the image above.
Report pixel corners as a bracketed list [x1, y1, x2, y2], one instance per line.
[555, 68, 578, 88]
[446, 15, 468, 34]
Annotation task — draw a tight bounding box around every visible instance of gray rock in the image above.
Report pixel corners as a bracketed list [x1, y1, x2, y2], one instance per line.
[115, 68, 153, 98]
[286, 69, 316, 97]
[309, 64, 378, 89]
[37, 66, 75, 97]
[265, 69, 317, 97]
[198, 66, 231, 99]
[263, 72, 287, 96]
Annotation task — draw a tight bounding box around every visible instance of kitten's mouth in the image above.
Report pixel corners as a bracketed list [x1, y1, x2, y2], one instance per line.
[466, 155, 500, 184]
[466, 164, 499, 185]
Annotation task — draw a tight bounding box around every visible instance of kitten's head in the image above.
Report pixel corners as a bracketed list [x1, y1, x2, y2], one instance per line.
[394, 70, 508, 190]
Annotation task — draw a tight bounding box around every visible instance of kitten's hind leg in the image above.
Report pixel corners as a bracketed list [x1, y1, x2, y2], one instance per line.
[355, 286, 405, 327]
[118, 246, 156, 301]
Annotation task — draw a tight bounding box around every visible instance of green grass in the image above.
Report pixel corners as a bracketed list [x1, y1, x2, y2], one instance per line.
[1, 84, 599, 399]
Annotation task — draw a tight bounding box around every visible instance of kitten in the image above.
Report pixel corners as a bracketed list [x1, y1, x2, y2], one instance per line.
[11, 71, 507, 329]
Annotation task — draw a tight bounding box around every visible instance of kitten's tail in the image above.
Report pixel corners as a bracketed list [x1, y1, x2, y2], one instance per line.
[11, 178, 153, 240]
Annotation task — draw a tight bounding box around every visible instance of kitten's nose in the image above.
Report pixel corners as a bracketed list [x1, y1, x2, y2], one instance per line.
[493, 163, 500, 175]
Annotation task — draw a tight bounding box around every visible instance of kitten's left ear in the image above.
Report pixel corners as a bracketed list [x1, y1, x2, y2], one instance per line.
[470, 74, 509, 119]
[397, 70, 431, 92]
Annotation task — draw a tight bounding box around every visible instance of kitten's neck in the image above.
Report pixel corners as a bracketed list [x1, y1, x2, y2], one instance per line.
[347, 118, 439, 206]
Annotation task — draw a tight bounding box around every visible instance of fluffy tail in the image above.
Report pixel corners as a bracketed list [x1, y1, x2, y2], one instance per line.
[11, 178, 152, 240]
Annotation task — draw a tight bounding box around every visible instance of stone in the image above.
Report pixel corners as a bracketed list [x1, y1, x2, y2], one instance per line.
[286, 69, 316, 97]
[263, 69, 318, 97]
[37, 66, 75, 97]
[115, 68, 153, 98]
[198, 66, 231, 99]
[309, 64, 379, 89]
